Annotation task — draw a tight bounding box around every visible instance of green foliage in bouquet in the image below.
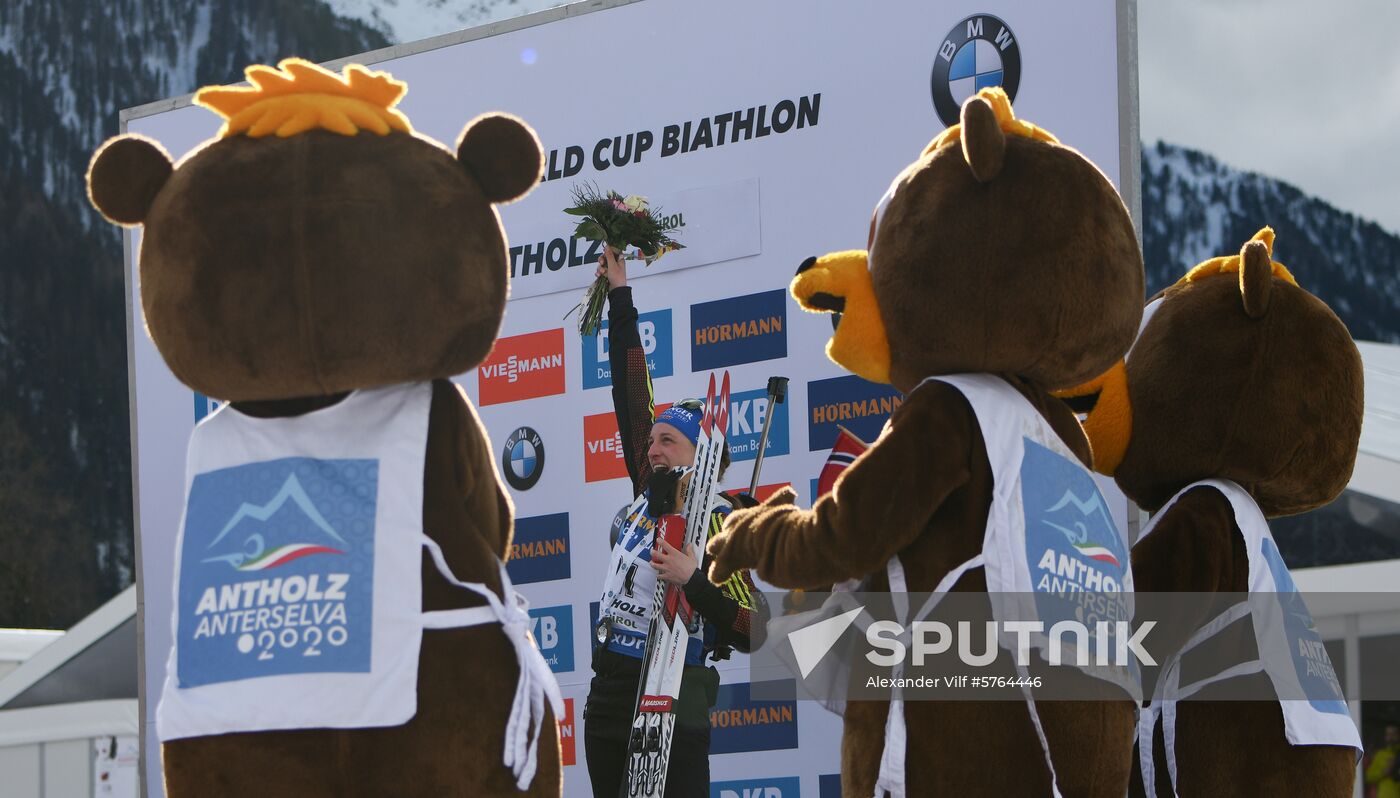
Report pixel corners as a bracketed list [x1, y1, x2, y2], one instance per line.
[564, 183, 685, 336]
[564, 183, 684, 259]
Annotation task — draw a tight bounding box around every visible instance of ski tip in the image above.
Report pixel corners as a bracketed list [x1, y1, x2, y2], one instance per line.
[702, 372, 717, 435]
[715, 371, 731, 436]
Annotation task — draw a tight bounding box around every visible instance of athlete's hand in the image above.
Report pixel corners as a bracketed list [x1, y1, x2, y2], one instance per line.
[707, 486, 799, 584]
[596, 245, 627, 289]
[651, 537, 698, 585]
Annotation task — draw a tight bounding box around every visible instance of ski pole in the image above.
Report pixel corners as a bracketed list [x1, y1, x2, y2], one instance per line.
[748, 376, 789, 496]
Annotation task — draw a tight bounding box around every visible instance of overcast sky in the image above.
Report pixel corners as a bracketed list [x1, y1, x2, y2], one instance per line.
[1138, 0, 1400, 234]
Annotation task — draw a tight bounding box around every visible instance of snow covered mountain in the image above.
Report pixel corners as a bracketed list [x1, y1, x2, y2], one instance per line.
[323, 0, 565, 45]
[1142, 140, 1400, 344]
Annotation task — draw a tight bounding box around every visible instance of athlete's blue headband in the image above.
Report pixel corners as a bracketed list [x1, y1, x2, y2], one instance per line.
[654, 399, 704, 446]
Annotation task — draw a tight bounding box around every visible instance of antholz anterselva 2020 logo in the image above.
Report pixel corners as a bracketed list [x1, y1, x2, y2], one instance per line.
[931, 14, 1022, 127]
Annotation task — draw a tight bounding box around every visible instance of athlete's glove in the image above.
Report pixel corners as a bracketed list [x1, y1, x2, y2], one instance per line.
[706, 485, 799, 584]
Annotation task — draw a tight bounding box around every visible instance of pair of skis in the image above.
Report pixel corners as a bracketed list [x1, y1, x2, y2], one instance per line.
[622, 371, 731, 798]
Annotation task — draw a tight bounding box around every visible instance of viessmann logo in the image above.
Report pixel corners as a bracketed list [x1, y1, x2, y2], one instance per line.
[582, 400, 681, 483]
[931, 13, 1022, 127]
[478, 329, 566, 406]
[558, 697, 576, 766]
[582, 410, 634, 483]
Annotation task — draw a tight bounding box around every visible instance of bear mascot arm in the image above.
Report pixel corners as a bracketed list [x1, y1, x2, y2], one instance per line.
[707, 383, 980, 590]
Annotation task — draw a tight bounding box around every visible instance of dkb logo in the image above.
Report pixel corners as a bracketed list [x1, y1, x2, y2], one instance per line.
[528, 604, 574, 674]
[582, 308, 674, 390]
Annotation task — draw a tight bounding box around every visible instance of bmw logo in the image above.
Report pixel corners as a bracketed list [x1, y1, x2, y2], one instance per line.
[931, 14, 1022, 128]
[502, 426, 545, 491]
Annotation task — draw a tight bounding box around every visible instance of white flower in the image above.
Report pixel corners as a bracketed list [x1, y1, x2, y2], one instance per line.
[622, 195, 648, 213]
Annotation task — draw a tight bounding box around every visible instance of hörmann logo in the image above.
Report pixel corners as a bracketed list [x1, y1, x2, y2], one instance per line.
[708, 681, 799, 754]
[505, 512, 570, 585]
[501, 426, 546, 491]
[478, 329, 566, 406]
[931, 14, 1022, 127]
[583, 309, 674, 390]
[807, 376, 904, 450]
[711, 777, 801, 798]
[690, 290, 787, 371]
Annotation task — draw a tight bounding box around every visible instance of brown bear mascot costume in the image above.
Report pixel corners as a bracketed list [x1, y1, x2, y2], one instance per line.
[1063, 228, 1363, 797]
[86, 59, 563, 797]
[707, 88, 1144, 796]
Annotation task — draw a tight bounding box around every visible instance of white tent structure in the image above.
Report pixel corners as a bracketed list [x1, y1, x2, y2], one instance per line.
[1290, 341, 1400, 798]
[0, 629, 62, 680]
[1297, 340, 1400, 598]
[0, 588, 138, 798]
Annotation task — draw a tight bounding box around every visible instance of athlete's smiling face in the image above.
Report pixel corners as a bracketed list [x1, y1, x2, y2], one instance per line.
[647, 422, 695, 471]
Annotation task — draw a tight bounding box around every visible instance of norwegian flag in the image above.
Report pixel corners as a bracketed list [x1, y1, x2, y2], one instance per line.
[816, 425, 868, 498]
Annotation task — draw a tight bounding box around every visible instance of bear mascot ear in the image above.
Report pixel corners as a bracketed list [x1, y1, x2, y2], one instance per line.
[455, 113, 543, 204]
[1239, 238, 1273, 319]
[87, 134, 173, 226]
[960, 95, 1006, 183]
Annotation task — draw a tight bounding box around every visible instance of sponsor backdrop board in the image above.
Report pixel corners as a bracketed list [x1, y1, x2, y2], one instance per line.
[122, 1, 1135, 794]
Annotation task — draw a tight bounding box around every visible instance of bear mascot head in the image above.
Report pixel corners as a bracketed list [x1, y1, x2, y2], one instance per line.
[88, 58, 562, 797]
[708, 88, 1145, 797]
[1062, 228, 1364, 797]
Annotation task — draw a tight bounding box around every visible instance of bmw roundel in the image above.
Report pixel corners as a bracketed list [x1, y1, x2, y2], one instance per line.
[931, 14, 1022, 128]
[502, 426, 545, 491]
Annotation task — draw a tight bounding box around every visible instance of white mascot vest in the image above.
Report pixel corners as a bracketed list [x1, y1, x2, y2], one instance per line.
[156, 382, 562, 789]
[767, 374, 1135, 798]
[1135, 479, 1361, 798]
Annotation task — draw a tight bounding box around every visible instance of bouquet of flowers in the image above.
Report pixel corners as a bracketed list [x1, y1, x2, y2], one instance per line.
[563, 183, 684, 336]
